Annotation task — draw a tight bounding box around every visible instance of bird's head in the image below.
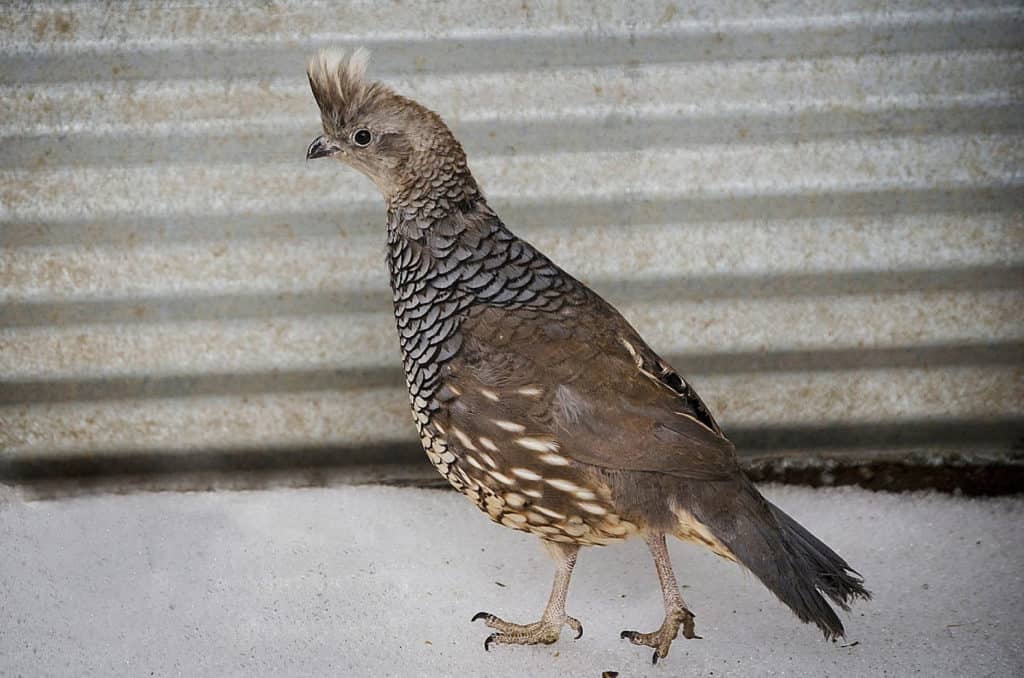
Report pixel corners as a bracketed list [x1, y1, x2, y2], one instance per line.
[305, 48, 478, 213]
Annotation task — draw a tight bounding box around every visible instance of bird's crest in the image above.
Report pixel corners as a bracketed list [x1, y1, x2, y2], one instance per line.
[307, 47, 390, 131]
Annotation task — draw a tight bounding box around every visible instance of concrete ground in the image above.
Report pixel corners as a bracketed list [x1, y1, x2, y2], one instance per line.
[1, 483, 1021, 677]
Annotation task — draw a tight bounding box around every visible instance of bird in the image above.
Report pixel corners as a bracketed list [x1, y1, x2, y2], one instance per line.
[305, 48, 869, 664]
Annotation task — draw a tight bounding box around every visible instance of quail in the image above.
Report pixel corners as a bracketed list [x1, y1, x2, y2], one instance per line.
[305, 49, 869, 663]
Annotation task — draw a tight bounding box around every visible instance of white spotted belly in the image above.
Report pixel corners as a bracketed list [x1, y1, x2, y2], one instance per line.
[411, 403, 638, 547]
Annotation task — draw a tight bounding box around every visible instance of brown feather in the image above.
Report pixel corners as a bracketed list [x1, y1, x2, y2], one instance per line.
[446, 300, 739, 482]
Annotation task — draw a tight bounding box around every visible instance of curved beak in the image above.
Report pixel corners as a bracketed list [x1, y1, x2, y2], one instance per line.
[306, 135, 341, 160]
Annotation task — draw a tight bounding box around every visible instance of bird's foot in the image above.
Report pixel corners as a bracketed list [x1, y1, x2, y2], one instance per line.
[620, 605, 700, 664]
[473, 611, 583, 651]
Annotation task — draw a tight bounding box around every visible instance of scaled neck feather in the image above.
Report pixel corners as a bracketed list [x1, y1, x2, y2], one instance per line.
[386, 136, 482, 228]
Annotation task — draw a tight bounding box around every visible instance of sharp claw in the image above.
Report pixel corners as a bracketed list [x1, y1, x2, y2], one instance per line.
[620, 630, 632, 640]
[574, 626, 584, 640]
[484, 633, 498, 652]
[472, 612, 490, 623]
[652, 651, 659, 665]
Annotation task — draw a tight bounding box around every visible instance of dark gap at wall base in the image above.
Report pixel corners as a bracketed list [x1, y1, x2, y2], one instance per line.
[6, 456, 1021, 501]
[742, 454, 1024, 496]
[4, 446, 1021, 501]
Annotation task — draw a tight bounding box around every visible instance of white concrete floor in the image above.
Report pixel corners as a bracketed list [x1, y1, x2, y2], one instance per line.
[1, 483, 1021, 677]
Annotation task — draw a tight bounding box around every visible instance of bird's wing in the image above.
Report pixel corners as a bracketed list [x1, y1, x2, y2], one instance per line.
[437, 296, 739, 481]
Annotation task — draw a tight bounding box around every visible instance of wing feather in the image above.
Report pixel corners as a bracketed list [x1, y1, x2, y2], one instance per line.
[440, 299, 739, 482]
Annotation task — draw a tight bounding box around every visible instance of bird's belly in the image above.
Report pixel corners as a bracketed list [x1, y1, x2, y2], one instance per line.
[412, 408, 639, 546]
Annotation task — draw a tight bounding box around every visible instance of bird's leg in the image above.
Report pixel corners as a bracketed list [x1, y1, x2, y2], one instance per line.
[473, 540, 583, 650]
[621, 531, 700, 663]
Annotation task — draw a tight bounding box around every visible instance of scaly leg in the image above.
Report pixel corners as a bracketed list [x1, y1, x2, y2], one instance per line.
[621, 531, 700, 663]
[473, 540, 584, 650]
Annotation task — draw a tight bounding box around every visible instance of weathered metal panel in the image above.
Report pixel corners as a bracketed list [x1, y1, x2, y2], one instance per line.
[1, 1, 1022, 477]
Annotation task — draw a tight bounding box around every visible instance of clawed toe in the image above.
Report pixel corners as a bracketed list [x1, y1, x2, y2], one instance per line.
[620, 629, 673, 664]
[483, 632, 498, 651]
[620, 606, 700, 663]
[677, 607, 700, 640]
[473, 611, 582, 650]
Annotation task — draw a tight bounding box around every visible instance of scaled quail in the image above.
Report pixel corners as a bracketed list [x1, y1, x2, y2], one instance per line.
[305, 48, 869, 663]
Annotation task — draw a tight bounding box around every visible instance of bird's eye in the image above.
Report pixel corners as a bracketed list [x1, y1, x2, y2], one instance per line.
[352, 129, 372, 147]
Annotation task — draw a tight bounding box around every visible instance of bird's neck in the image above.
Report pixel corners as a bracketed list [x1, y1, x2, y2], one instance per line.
[384, 197, 499, 302]
[385, 139, 481, 222]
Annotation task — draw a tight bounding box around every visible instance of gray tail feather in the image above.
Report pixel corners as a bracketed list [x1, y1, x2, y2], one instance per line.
[769, 503, 871, 612]
[698, 480, 871, 639]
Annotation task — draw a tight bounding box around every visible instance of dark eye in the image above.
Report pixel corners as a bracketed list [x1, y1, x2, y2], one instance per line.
[352, 129, 372, 147]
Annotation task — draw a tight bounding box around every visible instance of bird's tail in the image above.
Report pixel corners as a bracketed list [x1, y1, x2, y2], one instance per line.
[680, 478, 870, 639]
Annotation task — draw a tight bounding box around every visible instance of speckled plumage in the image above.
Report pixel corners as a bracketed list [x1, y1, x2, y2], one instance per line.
[306, 48, 869, 663]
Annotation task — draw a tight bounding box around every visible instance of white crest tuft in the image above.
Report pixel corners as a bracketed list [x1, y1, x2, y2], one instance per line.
[347, 46, 371, 82]
[306, 46, 382, 128]
[313, 47, 345, 76]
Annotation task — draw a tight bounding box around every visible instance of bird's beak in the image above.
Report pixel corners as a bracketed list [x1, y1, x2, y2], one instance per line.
[306, 135, 341, 160]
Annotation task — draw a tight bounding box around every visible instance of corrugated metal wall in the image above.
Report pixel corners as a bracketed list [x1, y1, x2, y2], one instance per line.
[2, 1, 1022, 484]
